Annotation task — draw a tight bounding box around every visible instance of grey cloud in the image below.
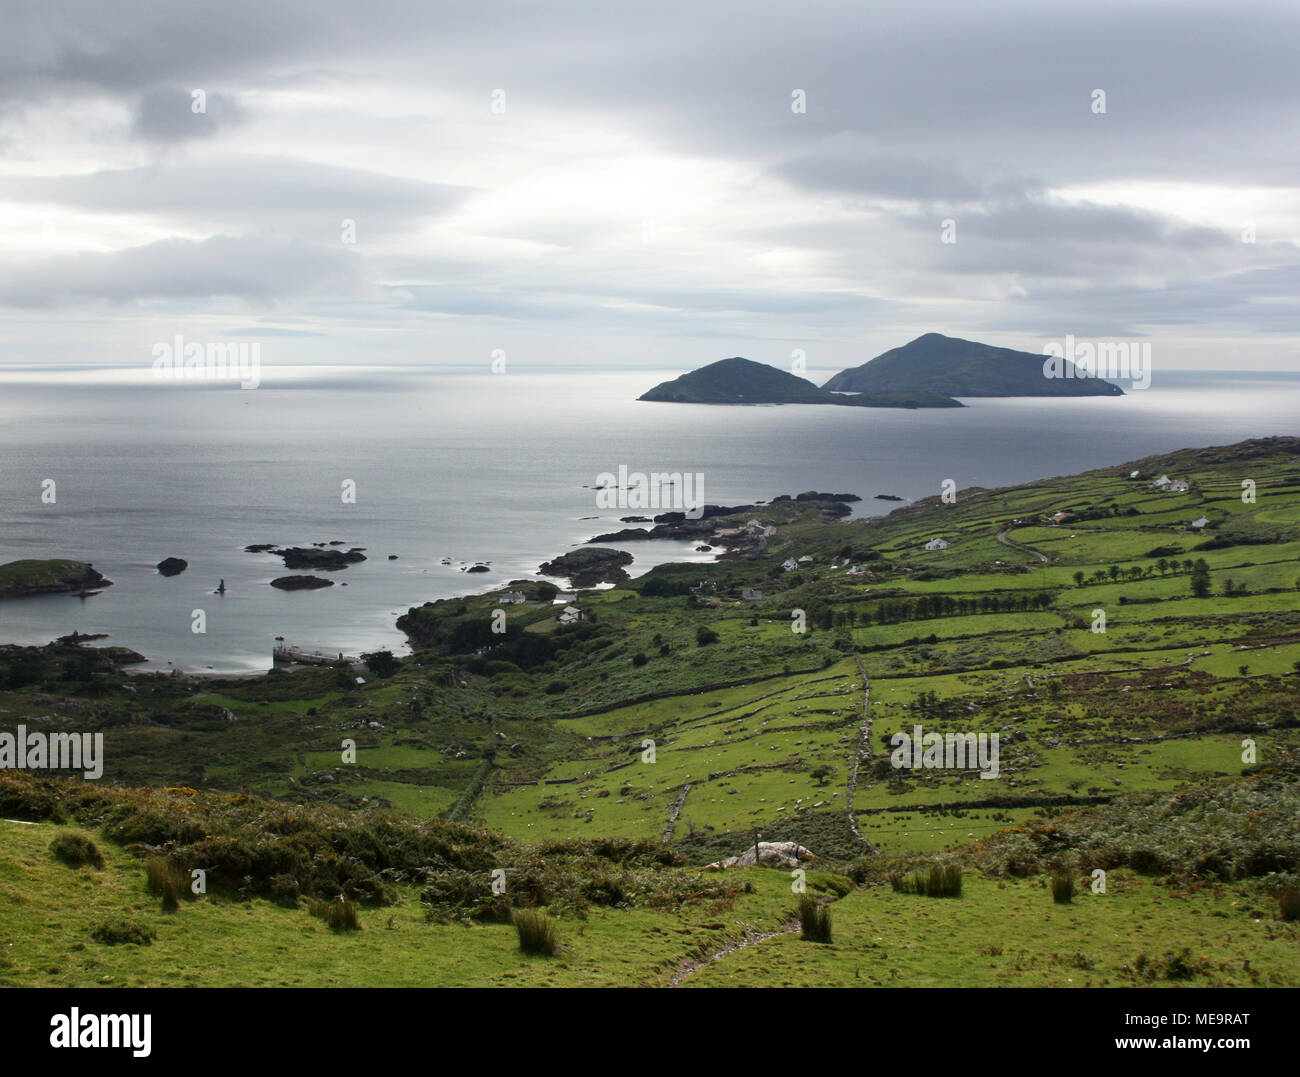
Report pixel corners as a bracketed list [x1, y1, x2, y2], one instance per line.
[5, 157, 469, 238]
[0, 234, 363, 307]
[133, 85, 246, 142]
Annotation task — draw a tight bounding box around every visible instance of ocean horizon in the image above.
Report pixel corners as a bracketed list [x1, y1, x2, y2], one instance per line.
[3, 366, 1298, 672]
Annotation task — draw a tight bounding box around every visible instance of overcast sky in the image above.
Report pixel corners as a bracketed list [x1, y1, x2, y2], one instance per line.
[2, 0, 1298, 375]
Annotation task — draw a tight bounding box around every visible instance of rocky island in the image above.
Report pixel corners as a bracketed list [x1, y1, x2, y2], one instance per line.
[270, 575, 335, 591]
[638, 356, 962, 409]
[639, 334, 1126, 410]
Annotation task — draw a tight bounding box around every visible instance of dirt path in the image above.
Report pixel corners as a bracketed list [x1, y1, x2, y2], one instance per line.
[996, 527, 1049, 563]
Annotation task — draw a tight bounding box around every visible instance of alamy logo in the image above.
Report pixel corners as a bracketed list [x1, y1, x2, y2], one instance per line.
[50, 1009, 150, 1057]
[594, 466, 705, 519]
[890, 724, 1000, 779]
[1042, 335, 1151, 390]
[152, 335, 261, 389]
[0, 726, 103, 779]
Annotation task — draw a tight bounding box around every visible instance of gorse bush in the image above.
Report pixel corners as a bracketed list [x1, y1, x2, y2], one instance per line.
[49, 831, 103, 870]
[967, 752, 1300, 883]
[797, 896, 832, 943]
[1050, 868, 1075, 904]
[421, 845, 736, 922]
[513, 909, 557, 955]
[0, 771, 509, 907]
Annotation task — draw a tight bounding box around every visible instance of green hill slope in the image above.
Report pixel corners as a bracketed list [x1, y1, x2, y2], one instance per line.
[823, 332, 1125, 397]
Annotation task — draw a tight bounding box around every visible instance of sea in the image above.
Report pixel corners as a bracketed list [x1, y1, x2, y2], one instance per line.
[1, 366, 1297, 673]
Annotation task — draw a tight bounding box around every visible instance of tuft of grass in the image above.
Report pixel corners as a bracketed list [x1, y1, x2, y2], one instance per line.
[49, 831, 103, 870]
[513, 908, 558, 955]
[1050, 868, 1075, 904]
[145, 857, 191, 913]
[90, 921, 156, 946]
[797, 895, 832, 943]
[308, 896, 361, 933]
[893, 864, 962, 897]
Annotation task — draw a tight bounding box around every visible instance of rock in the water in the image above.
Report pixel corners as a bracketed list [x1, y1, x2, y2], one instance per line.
[278, 547, 366, 571]
[270, 575, 334, 591]
[156, 557, 188, 577]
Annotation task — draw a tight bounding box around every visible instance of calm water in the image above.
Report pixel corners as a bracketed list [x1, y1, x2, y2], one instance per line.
[1, 366, 1297, 671]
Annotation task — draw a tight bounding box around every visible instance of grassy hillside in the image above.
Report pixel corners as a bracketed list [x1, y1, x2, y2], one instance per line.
[2, 435, 1299, 986]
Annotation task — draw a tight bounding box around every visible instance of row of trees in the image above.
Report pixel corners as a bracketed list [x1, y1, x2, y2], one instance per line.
[1072, 558, 1203, 586]
[1072, 559, 1214, 597]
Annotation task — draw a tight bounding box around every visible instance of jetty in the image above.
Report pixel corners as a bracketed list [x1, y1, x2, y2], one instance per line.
[273, 644, 362, 669]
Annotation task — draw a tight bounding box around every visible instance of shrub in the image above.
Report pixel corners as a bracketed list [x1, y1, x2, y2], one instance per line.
[544, 680, 568, 695]
[513, 909, 557, 955]
[49, 831, 104, 870]
[1280, 882, 1300, 922]
[1050, 868, 1075, 904]
[797, 896, 832, 943]
[1128, 847, 1171, 875]
[91, 921, 155, 946]
[631, 652, 648, 667]
[844, 857, 877, 885]
[696, 626, 720, 646]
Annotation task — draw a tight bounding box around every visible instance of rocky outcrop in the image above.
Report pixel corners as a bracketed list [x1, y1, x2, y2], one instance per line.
[704, 841, 816, 870]
[156, 557, 188, 577]
[538, 548, 634, 588]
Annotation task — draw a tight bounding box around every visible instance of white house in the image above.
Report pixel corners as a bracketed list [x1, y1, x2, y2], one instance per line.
[781, 558, 799, 572]
[1167, 480, 1190, 493]
[797, 555, 813, 564]
[1151, 474, 1172, 489]
[499, 590, 526, 605]
[1130, 470, 1141, 479]
[924, 538, 951, 551]
[741, 588, 764, 601]
[1191, 516, 1209, 529]
[558, 606, 584, 624]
